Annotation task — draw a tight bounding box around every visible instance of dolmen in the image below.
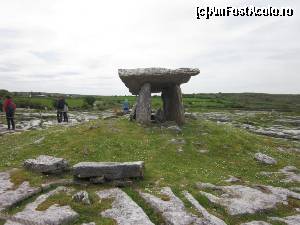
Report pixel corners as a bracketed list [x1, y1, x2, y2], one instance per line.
[73, 161, 144, 184]
[119, 68, 200, 125]
[23, 155, 69, 174]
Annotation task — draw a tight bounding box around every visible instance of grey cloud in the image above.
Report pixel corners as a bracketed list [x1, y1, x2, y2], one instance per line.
[30, 51, 61, 63]
[0, 63, 20, 72]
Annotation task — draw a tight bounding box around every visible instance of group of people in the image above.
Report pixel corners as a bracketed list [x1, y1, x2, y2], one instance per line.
[0, 95, 70, 131]
[1, 95, 130, 130]
[0, 96, 16, 130]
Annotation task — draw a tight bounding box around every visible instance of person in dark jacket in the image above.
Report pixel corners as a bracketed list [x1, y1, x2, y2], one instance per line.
[56, 96, 65, 123]
[3, 96, 16, 130]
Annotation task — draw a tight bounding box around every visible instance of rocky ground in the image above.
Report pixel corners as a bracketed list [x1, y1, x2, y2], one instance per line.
[196, 110, 300, 141]
[0, 109, 118, 136]
[0, 109, 299, 225]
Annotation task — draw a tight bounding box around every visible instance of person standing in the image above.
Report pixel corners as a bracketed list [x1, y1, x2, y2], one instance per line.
[63, 101, 69, 122]
[56, 96, 65, 123]
[3, 96, 16, 130]
[122, 99, 130, 114]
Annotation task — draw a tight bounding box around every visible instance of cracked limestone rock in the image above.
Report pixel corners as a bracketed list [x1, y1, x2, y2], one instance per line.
[269, 214, 300, 225]
[140, 187, 208, 225]
[5, 187, 78, 225]
[183, 191, 227, 225]
[0, 171, 41, 212]
[198, 183, 300, 215]
[97, 188, 154, 225]
[240, 221, 271, 225]
[279, 166, 300, 183]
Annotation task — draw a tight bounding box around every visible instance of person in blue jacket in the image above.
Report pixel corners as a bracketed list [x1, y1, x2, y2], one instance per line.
[122, 99, 130, 114]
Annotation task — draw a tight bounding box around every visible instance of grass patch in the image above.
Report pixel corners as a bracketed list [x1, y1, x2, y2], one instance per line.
[0, 114, 299, 224]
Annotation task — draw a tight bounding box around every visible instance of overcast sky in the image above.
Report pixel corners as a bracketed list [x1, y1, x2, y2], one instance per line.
[0, 0, 299, 95]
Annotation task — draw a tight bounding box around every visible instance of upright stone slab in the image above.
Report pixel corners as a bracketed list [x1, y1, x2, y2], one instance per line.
[136, 83, 151, 124]
[162, 85, 185, 125]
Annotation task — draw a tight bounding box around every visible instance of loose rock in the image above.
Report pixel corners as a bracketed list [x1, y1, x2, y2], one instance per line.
[97, 188, 154, 225]
[23, 155, 69, 174]
[72, 191, 91, 205]
[169, 138, 186, 145]
[224, 176, 241, 183]
[167, 125, 182, 133]
[33, 137, 45, 144]
[197, 149, 209, 154]
[254, 153, 277, 165]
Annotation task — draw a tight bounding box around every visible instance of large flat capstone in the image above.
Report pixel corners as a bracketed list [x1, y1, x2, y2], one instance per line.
[23, 155, 69, 174]
[73, 161, 144, 180]
[118, 68, 200, 95]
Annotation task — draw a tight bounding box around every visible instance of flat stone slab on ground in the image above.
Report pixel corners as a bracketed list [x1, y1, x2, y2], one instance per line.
[0, 171, 41, 212]
[23, 155, 69, 174]
[279, 166, 300, 183]
[5, 187, 78, 225]
[240, 221, 271, 225]
[183, 191, 227, 225]
[73, 161, 144, 180]
[97, 188, 154, 225]
[197, 183, 300, 215]
[269, 214, 300, 225]
[140, 187, 217, 225]
[259, 166, 300, 183]
[119, 68, 200, 95]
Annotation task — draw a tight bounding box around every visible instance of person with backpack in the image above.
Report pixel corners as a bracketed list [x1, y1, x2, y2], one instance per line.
[3, 96, 16, 130]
